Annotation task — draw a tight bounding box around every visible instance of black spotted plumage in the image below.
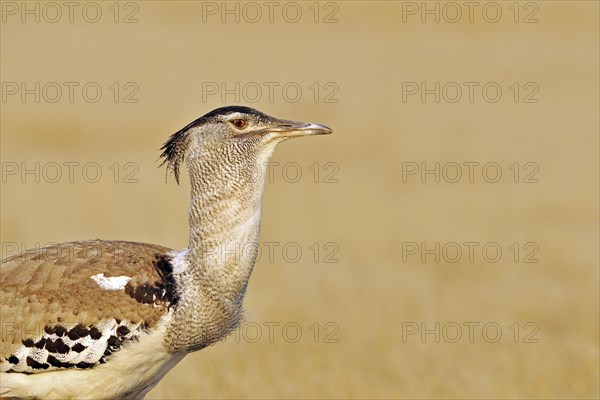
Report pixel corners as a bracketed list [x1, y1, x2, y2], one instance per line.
[71, 343, 86, 352]
[44, 338, 69, 354]
[47, 355, 71, 368]
[3, 320, 144, 373]
[26, 357, 48, 370]
[67, 324, 90, 340]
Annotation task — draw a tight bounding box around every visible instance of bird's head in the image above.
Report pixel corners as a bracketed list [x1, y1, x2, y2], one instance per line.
[160, 106, 332, 184]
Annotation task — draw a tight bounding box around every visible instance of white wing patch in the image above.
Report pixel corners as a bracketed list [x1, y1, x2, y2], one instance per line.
[90, 273, 132, 291]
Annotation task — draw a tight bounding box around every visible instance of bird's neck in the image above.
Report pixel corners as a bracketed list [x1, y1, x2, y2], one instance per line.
[186, 158, 265, 300]
[166, 147, 274, 352]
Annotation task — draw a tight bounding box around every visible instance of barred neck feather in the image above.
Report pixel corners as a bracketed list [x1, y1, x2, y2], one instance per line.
[163, 138, 278, 353]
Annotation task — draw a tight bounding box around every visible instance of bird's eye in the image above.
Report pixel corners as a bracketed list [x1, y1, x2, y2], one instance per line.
[231, 119, 248, 129]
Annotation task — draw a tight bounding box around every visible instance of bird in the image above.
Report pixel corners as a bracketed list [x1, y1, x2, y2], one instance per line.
[0, 106, 332, 399]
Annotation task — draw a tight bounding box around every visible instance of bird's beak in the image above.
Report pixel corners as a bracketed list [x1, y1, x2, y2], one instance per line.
[268, 121, 333, 138]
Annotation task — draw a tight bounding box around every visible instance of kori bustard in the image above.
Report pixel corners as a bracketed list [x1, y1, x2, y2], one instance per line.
[0, 106, 332, 399]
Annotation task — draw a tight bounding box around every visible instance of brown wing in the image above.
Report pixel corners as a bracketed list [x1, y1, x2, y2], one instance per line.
[0, 240, 179, 372]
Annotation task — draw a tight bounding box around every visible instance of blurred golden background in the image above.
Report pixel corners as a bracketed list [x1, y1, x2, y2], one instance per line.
[1, 1, 598, 398]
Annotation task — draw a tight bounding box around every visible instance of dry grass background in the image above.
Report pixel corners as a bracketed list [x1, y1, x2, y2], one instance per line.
[1, 1, 598, 398]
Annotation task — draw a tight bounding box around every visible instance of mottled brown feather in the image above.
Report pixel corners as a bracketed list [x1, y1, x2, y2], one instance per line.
[0, 240, 176, 360]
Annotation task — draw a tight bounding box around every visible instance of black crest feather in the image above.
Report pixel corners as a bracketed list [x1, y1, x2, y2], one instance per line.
[159, 120, 196, 184]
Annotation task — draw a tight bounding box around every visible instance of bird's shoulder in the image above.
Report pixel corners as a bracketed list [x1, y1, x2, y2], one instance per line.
[0, 239, 181, 374]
